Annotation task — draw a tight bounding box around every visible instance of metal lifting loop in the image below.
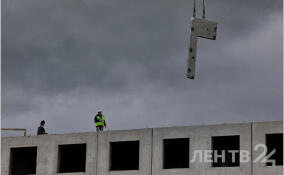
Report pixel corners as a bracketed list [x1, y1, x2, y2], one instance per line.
[193, 0, 196, 17]
[202, 0, 206, 19]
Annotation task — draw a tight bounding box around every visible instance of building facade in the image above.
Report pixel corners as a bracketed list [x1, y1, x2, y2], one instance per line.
[1, 121, 283, 175]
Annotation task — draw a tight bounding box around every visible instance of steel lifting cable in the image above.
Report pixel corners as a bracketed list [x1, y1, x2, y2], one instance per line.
[193, 0, 196, 17]
[193, 0, 206, 18]
[202, 0, 206, 19]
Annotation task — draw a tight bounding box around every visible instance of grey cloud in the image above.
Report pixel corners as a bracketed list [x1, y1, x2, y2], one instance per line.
[2, 0, 282, 135]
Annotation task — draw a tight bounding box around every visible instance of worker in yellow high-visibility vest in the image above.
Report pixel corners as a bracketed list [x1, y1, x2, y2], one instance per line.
[94, 110, 107, 132]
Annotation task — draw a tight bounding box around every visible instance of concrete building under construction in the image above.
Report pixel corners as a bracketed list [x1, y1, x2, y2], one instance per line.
[1, 121, 283, 175]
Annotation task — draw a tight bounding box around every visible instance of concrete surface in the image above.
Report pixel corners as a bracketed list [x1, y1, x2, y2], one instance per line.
[1, 121, 282, 175]
[187, 17, 217, 79]
[252, 121, 283, 175]
[2, 132, 97, 175]
[97, 129, 152, 175]
[152, 123, 251, 175]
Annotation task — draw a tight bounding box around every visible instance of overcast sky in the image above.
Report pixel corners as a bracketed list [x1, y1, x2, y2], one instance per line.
[2, 0, 283, 136]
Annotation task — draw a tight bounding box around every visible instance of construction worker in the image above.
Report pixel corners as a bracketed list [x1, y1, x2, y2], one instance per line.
[37, 120, 48, 135]
[94, 110, 106, 132]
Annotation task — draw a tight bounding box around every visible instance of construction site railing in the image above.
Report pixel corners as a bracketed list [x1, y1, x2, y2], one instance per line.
[1, 128, 27, 136]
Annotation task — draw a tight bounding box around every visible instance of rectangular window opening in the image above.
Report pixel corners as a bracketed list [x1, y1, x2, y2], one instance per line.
[212, 135, 240, 167]
[163, 138, 189, 169]
[266, 133, 283, 166]
[57, 144, 86, 173]
[10, 147, 37, 175]
[109, 140, 139, 171]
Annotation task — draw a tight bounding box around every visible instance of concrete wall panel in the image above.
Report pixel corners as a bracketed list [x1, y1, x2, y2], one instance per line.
[252, 121, 283, 175]
[152, 123, 251, 175]
[97, 129, 152, 175]
[1, 132, 97, 175]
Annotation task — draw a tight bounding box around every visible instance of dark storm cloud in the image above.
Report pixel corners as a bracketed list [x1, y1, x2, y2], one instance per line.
[2, 0, 282, 135]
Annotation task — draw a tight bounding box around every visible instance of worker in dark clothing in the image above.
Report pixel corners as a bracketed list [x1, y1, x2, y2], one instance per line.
[37, 120, 48, 135]
[94, 110, 106, 132]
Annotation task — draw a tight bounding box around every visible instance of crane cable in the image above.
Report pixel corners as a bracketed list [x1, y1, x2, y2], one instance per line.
[193, 0, 196, 17]
[193, 0, 206, 19]
[202, 0, 206, 19]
